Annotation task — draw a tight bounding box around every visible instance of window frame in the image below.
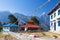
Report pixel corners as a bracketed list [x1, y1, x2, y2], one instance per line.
[58, 10, 60, 15]
[51, 22, 53, 26]
[58, 20, 60, 26]
[54, 13, 56, 18]
[51, 15, 53, 19]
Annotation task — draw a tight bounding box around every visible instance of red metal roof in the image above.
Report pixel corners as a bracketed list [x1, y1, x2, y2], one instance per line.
[19, 24, 40, 28]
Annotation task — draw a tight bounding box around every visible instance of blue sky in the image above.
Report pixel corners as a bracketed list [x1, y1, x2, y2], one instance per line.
[0, 0, 58, 16]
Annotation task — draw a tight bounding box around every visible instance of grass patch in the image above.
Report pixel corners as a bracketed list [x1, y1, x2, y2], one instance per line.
[5, 35, 19, 40]
[0, 34, 7, 38]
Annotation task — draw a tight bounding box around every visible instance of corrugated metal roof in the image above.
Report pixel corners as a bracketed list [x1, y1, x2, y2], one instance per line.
[3, 23, 18, 27]
[19, 24, 40, 28]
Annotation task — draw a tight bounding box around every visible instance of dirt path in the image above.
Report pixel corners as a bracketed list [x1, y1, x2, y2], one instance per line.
[1, 32, 60, 40]
[7, 32, 60, 40]
[0, 37, 5, 40]
[19, 31, 60, 38]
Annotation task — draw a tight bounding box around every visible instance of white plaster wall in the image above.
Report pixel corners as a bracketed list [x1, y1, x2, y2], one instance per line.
[3, 27, 10, 32]
[50, 8, 60, 33]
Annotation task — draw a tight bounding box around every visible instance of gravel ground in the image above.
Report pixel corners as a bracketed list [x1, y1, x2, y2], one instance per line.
[0, 37, 5, 40]
[7, 32, 60, 40]
[1, 32, 60, 40]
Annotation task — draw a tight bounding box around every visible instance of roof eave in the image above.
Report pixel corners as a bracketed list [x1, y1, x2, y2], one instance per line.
[48, 1, 60, 15]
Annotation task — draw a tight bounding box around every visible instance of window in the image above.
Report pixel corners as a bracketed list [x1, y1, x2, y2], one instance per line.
[54, 13, 56, 18]
[51, 22, 53, 26]
[58, 10, 60, 15]
[51, 15, 53, 19]
[58, 20, 60, 26]
[54, 21, 56, 30]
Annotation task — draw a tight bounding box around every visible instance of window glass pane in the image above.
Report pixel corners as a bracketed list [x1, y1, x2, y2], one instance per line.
[54, 21, 56, 30]
[58, 10, 60, 15]
[51, 22, 53, 26]
[54, 13, 56, 18]
[58, 20, 60, 26]
[51, 15, 53, 19]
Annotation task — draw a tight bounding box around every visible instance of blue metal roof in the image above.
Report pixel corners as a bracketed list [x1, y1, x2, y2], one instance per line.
[3, 23, 18, 27]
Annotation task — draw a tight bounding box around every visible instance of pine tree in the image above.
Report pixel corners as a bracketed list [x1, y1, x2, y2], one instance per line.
[8, 14, 18, 25]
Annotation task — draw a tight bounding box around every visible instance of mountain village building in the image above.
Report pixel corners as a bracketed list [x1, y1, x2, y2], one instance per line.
[48, 1, 60, 33]
[3, 23, 18, 33]
[19, 20, 40, 31]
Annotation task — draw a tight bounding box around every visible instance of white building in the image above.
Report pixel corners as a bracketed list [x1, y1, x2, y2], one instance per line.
[48, 1, 60, 33]
[3, 23, 18, 34]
